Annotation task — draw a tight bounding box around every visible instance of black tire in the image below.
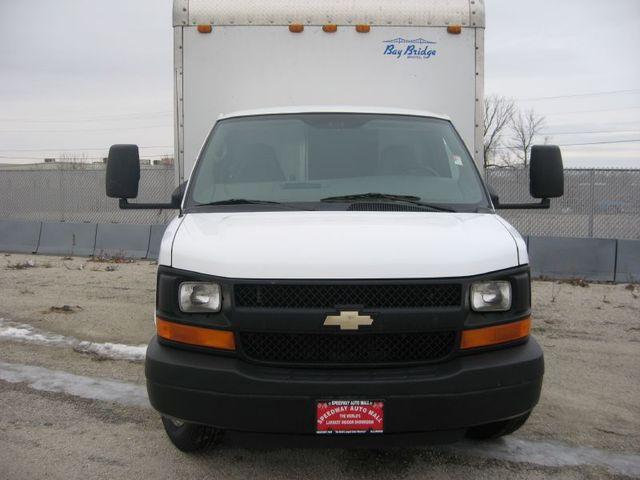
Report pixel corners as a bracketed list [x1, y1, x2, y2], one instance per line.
[161, 416, 223, 452]
[466, 412, 531, 440]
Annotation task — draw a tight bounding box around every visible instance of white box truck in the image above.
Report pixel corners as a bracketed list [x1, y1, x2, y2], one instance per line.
[105, 0, 565, 451]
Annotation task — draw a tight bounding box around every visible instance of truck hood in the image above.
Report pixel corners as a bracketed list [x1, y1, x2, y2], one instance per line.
[169, 212, 524, 279]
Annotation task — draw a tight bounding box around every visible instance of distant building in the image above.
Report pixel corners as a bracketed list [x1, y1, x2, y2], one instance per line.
[152, 157, 174, 166]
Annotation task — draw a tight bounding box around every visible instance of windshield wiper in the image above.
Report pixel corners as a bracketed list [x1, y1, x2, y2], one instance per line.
[194, 199, 315, 211]
[320, 193, 455, 212]
[196, 199, 283, 206]
[321, 193, 420, 203]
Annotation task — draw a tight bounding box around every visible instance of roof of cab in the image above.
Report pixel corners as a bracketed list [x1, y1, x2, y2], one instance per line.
[173, 0, 485, 28]
[218, 106, 451, 121]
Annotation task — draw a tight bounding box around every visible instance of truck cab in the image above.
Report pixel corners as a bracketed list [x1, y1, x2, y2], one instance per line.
[105, 1, 564, 451]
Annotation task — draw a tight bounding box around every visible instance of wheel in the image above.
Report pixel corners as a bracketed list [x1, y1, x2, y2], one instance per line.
[466, 412, 531, 440]
[161, 416, 223, 452]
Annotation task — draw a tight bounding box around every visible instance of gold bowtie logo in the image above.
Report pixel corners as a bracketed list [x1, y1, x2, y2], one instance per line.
[323, 311, 374, 331]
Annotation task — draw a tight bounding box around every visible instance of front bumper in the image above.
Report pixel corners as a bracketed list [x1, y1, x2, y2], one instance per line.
[146, 336, 543, 437]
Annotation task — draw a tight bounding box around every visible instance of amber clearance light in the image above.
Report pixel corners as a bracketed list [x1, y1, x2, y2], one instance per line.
[156, 317, 235, 350]
[460, 317, 531, 350]
[197, 24, 213, 34]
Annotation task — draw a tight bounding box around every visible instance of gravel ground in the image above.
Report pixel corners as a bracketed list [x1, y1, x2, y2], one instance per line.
[1, 253, 639, 479]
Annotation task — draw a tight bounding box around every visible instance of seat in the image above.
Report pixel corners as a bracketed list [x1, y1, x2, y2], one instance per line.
[379, 145, 421, 175]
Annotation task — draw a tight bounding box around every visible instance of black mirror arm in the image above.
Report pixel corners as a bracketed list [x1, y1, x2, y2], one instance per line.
[494, 198, 550, 210]
[119, 198, 180, 210]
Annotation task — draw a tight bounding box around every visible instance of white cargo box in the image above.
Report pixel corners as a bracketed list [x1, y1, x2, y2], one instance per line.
[172, 0, 486, 182]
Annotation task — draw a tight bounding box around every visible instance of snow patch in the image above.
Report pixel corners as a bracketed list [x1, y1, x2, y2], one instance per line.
[0, 322, 70, 346]
[74, 341, 147, 362]
[447, 437, 640, 477]
[0, 361, 148, 407]
[0, 318, 146, 362]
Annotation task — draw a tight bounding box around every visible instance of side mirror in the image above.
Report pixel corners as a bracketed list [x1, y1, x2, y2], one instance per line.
[106, 144, 140, 199]
[107, 144, 181, 211]
[530, 145, 564, 199]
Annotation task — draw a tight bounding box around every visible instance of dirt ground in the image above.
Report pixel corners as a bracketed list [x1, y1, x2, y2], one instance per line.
[0, 253, 639, 479]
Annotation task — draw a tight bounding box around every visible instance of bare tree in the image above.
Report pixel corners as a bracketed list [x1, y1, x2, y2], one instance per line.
[483, 95, 516, 167]
[509, 109, 545, 167]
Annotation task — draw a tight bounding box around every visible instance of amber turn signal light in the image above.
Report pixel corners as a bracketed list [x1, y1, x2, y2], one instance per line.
[356, 24, 371, 33]
[323, 24, 338, 33]
[156, 317, 235, 350]
[460, 317, 531, 349]
[447, 25, 462, 34]
[289, 23, 304, 33]
[197, 24, 213, 34]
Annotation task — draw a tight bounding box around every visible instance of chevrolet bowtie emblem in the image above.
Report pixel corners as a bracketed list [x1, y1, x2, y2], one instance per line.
[323, 311, 374, 331]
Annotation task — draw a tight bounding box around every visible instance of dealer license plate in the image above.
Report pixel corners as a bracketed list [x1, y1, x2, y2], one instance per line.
[316, 400, 384, 434]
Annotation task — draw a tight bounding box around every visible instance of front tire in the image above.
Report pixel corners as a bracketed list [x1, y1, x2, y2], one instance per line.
[466, 412, 531, 440]
[161, 416, 223, 452]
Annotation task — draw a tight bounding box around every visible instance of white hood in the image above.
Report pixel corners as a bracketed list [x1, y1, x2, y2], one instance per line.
[168, 212, 525, 279]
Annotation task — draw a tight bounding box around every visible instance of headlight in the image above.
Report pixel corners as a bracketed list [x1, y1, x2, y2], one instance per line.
[179, 282, 221, 312]
[470, 281, 511, 312]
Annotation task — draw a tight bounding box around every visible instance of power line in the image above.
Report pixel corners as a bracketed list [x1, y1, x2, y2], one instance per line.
[543, 105, 640, 115]
[495, 139, 640, 150]
[0, 145, 173, 153]
[0, 124, 173, 133]
[0, 154, 173, 160]
[0, 110, 173, 123]
[541, 129, 640, 136]
[517, 89, 640, 101]
[558, 139, 640, 147]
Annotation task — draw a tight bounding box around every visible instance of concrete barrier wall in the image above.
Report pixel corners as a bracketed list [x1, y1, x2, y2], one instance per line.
[148, 224, 168, 260]
[94, 224, 152, 259]
[0, 221, 163, 259]
[38, 222, 97, 257]
[615, 240, 640, 283]
[529, 236, 617, 282]
[0, 220, 41, 253]
[0, 220, 638, 282]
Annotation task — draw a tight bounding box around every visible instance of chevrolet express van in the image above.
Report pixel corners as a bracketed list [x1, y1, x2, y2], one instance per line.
[105, 1, 564, 451]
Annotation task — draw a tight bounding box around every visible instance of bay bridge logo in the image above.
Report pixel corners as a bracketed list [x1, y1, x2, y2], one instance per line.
[383, 38, 437, 60]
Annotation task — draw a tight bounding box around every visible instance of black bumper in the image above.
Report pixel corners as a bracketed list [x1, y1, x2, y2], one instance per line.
[146, 336, 543, 437]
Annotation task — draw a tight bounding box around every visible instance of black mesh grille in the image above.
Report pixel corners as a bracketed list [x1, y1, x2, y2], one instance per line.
[348, 203, 429, 212]
[234, 283, 461, 309]
[240, 331, 456, 365]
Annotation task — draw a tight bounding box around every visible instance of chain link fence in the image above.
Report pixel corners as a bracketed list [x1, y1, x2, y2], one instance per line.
[0, 166, 638, 239]
[486, 168, 640, 240]
[0, 166, 176, 224]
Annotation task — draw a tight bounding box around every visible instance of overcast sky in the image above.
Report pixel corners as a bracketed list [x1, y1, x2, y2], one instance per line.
[0, 0, 639, 168]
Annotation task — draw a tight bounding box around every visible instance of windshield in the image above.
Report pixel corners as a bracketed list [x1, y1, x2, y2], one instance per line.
[186, 114, 489, 211]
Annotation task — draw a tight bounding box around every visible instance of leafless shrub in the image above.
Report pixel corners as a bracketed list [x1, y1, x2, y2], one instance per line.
[89, 250, 134, 264]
